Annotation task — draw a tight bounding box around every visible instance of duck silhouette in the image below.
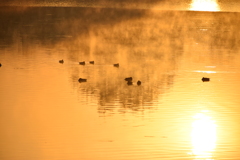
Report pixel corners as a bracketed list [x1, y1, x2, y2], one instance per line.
[125, 77, 132, 81]
[127, 81, 133, 85]
[89, 61, 94, 64]
[59, 59, 64, 63]
[0, 63, 2, 67]
[79, 61, 85, 65]
[137, 80, 141, 85]
[113, 63, 119, 67]
[202, 77, 210, 82]
[78, 78, 87, 82]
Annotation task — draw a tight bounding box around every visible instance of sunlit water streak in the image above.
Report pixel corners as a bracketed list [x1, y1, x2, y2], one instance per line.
[189, 0, 220, 11]
[191, 111, 217, 159]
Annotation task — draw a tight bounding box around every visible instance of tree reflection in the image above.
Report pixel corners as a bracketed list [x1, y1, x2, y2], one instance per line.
[1, 7, 240, 114]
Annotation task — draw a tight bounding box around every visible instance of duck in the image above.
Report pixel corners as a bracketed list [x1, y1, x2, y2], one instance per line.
[113, 63, 119, 67]
[125, 77, 132, 81]
[0, 63, 2, 67]
[137, 80, 141, 85]
[78, 78, 87, 82]
[202, 77, 210, 82]
[79, 61, 85, 65]
[127, 81, 133, 85]
[89, 61, 94, 64]
[59, 59, 64, 63]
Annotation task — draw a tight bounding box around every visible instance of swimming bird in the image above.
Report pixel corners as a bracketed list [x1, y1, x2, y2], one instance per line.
[0, 63, 2, 67]
[127, 81, 133, 85]
[59, 59, 64, 63]
[137, 80, 141, 85]
[113, 63, 119, 67]
[202, 77, 210, 82]
[79, 61, 85, 65]
[78, 78, 87, 82]
[89, 61, 94, 64]
[125, 77, 132, 81]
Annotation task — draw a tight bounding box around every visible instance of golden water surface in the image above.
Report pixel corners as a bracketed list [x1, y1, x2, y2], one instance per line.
[0, 5, 240, 160]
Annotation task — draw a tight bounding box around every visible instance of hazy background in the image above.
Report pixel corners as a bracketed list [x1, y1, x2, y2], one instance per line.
[0, 0, 240, 12]
[1, 0, 240, 160]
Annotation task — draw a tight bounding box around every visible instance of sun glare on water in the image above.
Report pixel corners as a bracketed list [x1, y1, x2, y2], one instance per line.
[191, 112, 217, 159]
[190, 0, 220, 11]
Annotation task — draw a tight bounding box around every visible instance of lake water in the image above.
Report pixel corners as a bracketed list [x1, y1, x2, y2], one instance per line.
[1, 4, 240, 160]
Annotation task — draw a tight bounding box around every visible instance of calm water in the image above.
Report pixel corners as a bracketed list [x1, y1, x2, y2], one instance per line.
[1, 4, 240, 160]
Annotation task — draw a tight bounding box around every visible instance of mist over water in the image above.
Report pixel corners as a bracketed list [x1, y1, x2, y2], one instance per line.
[1, 1, 240, 160]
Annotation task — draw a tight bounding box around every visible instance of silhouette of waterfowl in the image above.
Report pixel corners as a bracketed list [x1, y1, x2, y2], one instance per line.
[0, 63, 2, 67]
[78, 78, 87, 82]
[79, 61, 85, 65]
[59, 59, 64, 63]
[127, 81, 133, 85]
[137, 80, 141, 85]
[202, 77, 210, 82]
[89, 61, 94, 64]
[113, 63, 119, 67]
[125, 77, 132, 81]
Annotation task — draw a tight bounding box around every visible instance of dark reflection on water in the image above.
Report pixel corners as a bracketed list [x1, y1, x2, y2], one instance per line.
[0, 7, 184, 111]
[1, 7, 240, 113]
[1, 6, 240, 160]
[0, 7, 146, 46]
[1, 7, 239, 50]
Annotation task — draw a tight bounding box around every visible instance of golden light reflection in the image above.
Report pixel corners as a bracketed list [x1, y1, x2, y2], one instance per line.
[189, 0, 220, 11]
[193, 70, 217, 73]
[191, 111, 217, 159]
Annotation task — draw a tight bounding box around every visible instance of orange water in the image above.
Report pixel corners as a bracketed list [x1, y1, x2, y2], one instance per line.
[0, 7, 240, 160]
